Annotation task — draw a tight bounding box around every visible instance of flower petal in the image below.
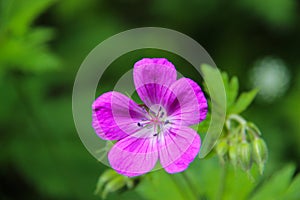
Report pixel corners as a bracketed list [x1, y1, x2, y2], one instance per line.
[108, 130, 159, 177]
[92, 91, 145, 141]
[159, 126, 201, 173]
[133, 58, 177, 107]
[168, 78, 208, 126]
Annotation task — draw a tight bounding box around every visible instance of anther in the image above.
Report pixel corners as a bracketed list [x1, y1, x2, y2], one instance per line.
[160, 112, 165, 118]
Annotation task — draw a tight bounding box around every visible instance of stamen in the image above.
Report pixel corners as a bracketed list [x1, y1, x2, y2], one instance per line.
[160, 112, 165, 118]
[149, 110, 156, 118]
[157, 125, 161, 134]
[155, 106, 163, 118]
[139, 104, 149, 113]
[137, 105, 170, 138]
[137, 120, 151, 127]
[146, 125, 153, 129]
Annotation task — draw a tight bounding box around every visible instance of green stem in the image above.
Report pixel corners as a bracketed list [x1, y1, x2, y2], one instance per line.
[228, 114, 247, 126]
[169, 174, 189, 200]
[217, 164, 227, 200]
[181, 171, 199, 200]
[228, 114, 247, 142]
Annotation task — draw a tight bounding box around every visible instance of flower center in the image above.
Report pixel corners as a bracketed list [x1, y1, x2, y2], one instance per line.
[137, 104, 170, 136]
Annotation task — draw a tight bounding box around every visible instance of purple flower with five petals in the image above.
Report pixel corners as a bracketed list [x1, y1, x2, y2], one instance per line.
[92, 58, 207, 177]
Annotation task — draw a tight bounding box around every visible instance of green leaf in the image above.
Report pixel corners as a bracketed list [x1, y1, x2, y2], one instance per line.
[229, 89, 258, 114]
[221, 72, 229, 89]
[199, 64, 226, 158]
[281, 174, 300, 200]
[135, 170, 195, 200]
[227, 76, 239, 108]
[101, 176, 126, 199]
[0, 0, 57, 35]
[94, 170, 119, 197]
[184, 157, 256, 200]
[221, 72, 239, 110]
[0, 0, 60, 73]
[250, 164, 295, 200]
[0, 27, 60, 72]
[95, 169, 135, 199]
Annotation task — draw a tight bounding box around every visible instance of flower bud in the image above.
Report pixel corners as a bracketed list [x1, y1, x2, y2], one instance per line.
[247, 122, 262, 136]
[228, 145, 238, 168]
[237, 141, 252, 171]
[216, 139, 228, 157]
[102, 176, 126, 199]
[252, 137, 268, 174]
[95, 169, 119, 196]
[216, 139, 229, 164]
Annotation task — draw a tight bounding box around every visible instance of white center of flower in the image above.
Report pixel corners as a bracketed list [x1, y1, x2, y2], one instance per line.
[137, 104, 170, 136]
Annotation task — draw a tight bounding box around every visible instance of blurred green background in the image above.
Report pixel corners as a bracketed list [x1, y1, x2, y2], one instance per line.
[1, 0, 300, 199]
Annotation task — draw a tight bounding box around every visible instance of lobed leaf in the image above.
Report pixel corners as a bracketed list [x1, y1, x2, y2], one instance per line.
[227, 76, 239, 108]
[250, 164, 295, 200]
[229, 89, 258, 114]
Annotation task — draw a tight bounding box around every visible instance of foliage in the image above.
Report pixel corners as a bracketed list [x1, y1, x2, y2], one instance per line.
[95, 71, 298, 200]
[1, 0, 300, 199]
[0, 0, 60, 73]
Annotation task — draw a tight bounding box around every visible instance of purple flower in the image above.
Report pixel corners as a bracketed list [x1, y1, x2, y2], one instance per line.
[92, 58, 207, 177]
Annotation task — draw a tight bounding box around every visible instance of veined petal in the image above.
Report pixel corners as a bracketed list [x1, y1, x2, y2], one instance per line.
[159, 126, 201, 173]
[133, 58, 177, 107]
[168, 78, 208, 126]
[92, 91, 145, 141]
[108, 131, 159, 177]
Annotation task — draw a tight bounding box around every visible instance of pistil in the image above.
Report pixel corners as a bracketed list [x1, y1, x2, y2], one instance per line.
[137, 105, 170, 137]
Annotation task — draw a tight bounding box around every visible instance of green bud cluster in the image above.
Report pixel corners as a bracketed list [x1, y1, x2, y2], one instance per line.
[252, 137, 268, 174]
[215, 114, 268, 174]
[94, 169, 136, 199]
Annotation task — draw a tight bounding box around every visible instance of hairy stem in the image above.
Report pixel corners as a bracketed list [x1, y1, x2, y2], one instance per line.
[217, 164, 227, 200]
[169, 174, 189, 200]
[181, 171, 199, 200]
